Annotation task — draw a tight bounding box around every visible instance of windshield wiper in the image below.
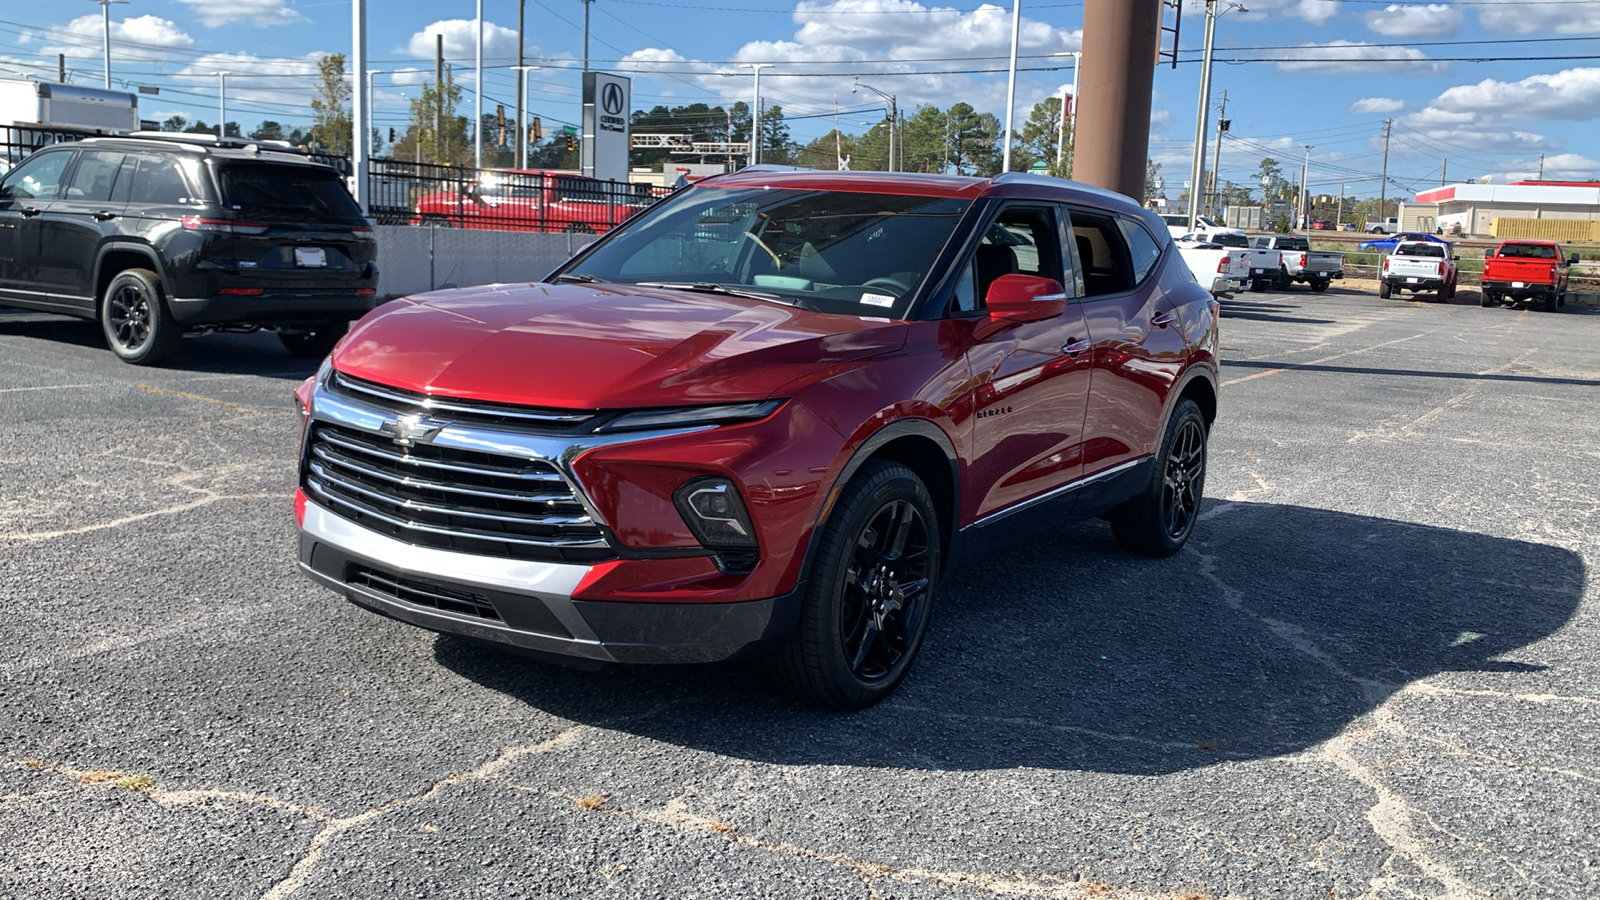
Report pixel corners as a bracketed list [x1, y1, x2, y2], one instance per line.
[554, 273, 607, 284]
[634, 281, 790, 303]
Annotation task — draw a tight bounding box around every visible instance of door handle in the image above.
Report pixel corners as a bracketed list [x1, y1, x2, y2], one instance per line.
[1151, 310, 1178, 328]
[92, 210, 119, 221]
[20, 207, 42, 217]
[1062, 338, 1090, 356]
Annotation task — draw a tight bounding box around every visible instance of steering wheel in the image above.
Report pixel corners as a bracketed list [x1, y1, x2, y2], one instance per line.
[862, 276, 911, 296]
[741, 231, 782, 268]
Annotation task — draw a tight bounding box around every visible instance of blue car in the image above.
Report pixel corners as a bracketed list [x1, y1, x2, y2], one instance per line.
[1360, 232, 1451, 253]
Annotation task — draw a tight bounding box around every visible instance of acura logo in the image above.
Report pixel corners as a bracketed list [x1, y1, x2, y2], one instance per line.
[379, 413, 449, 447]
[601, 82, 625, 115]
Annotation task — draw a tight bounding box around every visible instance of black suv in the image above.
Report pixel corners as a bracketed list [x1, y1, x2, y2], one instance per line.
[0, 134, 378, 364]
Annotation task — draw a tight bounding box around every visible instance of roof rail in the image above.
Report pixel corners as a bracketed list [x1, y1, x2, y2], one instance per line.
[120, 131, 309, 155]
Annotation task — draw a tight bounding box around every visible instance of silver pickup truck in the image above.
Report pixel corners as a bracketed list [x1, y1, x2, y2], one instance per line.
[1247, 235, 1345, 293]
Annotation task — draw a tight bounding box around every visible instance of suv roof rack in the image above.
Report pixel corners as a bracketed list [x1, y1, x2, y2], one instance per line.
[108, 131, 310, 155]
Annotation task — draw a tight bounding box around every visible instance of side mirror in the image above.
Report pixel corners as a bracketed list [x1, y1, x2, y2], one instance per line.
[1569, 254, 1580, 265]
[1451, 255, 1460, 261]
[985, 274, 1068, 325]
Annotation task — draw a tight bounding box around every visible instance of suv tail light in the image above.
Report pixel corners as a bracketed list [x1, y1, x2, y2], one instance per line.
[181, 215, 268, 235]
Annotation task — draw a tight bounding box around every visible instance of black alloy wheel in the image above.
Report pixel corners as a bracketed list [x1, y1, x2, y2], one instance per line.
[768, 460, 939, 710]
[1110, 398, 1209, 557]
[101, 268, 182, 366]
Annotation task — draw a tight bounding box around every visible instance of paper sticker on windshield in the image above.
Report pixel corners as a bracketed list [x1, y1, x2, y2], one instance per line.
[859, 292, 896, 308]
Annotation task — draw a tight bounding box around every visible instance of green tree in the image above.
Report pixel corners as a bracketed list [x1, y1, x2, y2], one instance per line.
[1255, 157, 1290, 202]
[947, 104, 1001, 176]
[796, 129, 856, 170]
[249, 120, 285, 141]
[160, 115, 187, 132]
[408, 70, 472, 165]
[758, 105, 795, 165]
[1013, 96, 1069, 176]
[900, 104, 948, 173]
[310, 53, 353, 155]
[1145, 159, 1163, 204]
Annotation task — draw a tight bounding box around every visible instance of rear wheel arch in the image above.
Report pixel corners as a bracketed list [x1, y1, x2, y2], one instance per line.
[94, 244, 167, 311]
[1171, 366, 1218, 429]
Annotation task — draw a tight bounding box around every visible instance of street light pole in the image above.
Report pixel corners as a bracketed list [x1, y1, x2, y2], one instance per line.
[1300, 143, 1312, 233]
[1000, 0, 1022, 172]
[511, 65, 540, 169]
[739, 63, 772, 165]
[1186, 1, 1245, 230]
[475, 0, 483, 168]
[216, 72, 228, 139]
[853, 79, 897, 173]
[351, 0, 368, 213]
[87, 0, 129, 90]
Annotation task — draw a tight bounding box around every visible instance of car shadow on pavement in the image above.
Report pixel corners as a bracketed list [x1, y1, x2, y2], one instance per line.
[0, 311, 323, 380]
[433, 501, 1583, 776]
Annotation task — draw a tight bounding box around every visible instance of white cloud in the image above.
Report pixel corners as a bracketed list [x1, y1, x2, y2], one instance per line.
[1429, 68, 1600, 121]
[1363, 3, 1461, 38]
[1210, 0, 1340, 25]
[174, 0, 306, 28]
[1477, 0, 1600, 35]
[1349, 96, 1404, 114]
[175, 52, 325, 111]
[34, 14, 194, 63]
[1294, 0, 1341, 26]
[405, 20, 535, 63]
[1266, 40, 1446, 74]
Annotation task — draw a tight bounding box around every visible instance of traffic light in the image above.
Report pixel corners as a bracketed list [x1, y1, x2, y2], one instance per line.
[387, 126, 396, 142]
[532, 117, 543, 140]
[496, 104, 505, 128]
[566, 133, 576, 152]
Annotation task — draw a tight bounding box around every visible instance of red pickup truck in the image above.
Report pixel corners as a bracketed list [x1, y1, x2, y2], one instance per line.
[1481, 240, 1578, 311]
[412, 168, 654, 234]
[294, 169, 1221, 708]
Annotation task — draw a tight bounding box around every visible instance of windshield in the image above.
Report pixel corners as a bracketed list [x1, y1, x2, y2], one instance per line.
[218, 162, 364, 223]
[1396, 243, 1444, 258]
[1210, 232, 1248, 247]
[561, 186, 972, 317]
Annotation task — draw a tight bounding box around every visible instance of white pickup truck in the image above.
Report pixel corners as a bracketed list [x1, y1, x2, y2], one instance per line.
[1379, 240, 1459, 301]
[1247, 234, 1345, 293]
[1176, 237, 1250, 295]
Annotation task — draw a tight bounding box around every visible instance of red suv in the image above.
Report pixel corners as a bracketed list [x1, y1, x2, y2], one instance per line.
[293, 169, 1220, 709]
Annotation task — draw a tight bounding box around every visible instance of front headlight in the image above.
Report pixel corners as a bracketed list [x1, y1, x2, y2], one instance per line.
[593, 399, 785, 434]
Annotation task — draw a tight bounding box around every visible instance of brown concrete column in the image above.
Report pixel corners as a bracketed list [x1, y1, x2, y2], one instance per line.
[1073, 0, 1162, 200]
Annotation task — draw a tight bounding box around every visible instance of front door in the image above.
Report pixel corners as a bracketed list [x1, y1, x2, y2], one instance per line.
[0, 149, 73, 306]
[36, 150, 127, 310]
[960, 204, 1093, 520]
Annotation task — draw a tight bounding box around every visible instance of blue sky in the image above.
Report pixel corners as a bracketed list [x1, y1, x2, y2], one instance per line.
[2, 0, 1598, 198]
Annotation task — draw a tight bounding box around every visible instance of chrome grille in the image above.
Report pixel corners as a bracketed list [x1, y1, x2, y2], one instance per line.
[303, 423, 613, 563]
[328, 371, 601, 433]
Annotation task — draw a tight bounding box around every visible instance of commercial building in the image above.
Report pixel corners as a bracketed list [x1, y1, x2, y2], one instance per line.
[1414, 181, 1600, 238]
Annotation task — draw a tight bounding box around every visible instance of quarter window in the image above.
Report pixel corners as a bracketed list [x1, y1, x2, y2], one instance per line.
[1119, 217, 1164, 284]
[125, 155, 194, 205]
[1066, 208, 1135, 297]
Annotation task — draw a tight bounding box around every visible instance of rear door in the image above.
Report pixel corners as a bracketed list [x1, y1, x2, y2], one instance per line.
[36, 149, 127, 309]
[1071, 208, 1189, 475]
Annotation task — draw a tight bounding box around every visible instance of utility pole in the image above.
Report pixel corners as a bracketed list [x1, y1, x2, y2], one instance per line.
[1299, 144, 1312, 233]
[1337, 182, 1344, 228]
[740, 63, 772, 165]
[1441, 157, 1446, 187]
[434, 34, 444, 163]
[1075, 0, 1162, 199]
[1379, 119, 1392, 220]
[1538, 153, 1545, 179]
[58, 53, 66, 83]
[1187, 0, 1218, 230]
[516, 0, 527, 168]
[1208, 89, 1227, 216]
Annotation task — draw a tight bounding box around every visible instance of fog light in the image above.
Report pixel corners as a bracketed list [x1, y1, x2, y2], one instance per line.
[673, 477, 757, 549]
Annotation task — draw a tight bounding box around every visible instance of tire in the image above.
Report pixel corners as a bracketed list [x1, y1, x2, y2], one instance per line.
[279, 321, 349, 359]
[1379, 281, 1392, 299]
[1558, 291, 1568, 307]
[101, 268, 182, 366]
[1443, 282, 1456, 301]
[1543, 292, 1559, 313]
[767, 460, 939, 710]
[1481, 291, 1495, 308]
[1109, 398, 1208, 558]
[1310, 279, 1329, 293]
[1250, 278, 1265, 293]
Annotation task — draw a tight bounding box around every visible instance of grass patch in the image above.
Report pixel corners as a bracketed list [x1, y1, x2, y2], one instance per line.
[78, 770, 121, 784]
[114, 774, 155, 792]
[575, 794, 608, 811]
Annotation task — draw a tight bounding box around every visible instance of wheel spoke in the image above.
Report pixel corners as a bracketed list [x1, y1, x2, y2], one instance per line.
[887, 501, 914, 558]
[850, 621, 881, 673]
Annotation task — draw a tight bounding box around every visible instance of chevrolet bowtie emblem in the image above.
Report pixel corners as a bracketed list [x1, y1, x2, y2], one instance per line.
[380, 413, 450, 447]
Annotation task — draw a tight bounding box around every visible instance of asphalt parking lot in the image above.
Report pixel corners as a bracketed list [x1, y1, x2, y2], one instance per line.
[2, 285, 1597, 899]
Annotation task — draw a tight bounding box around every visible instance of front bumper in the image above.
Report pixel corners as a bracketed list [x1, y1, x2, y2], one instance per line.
[298, 500, 799, 664]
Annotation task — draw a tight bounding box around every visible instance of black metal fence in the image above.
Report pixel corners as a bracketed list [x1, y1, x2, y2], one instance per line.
[1, 129, 675, 234]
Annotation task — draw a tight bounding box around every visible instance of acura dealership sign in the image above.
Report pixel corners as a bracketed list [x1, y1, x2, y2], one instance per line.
[582, 72, 631, 183]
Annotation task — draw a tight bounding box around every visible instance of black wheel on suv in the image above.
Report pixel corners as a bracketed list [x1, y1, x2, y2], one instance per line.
[279, 321, 349, 359]
[769, 460, 938, 710]
[1110, 398, 1208, 558]
[101, 268, 182, 366]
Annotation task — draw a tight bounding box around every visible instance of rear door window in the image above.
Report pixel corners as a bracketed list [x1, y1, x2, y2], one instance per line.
[217, 163, 363, 223]
[123, 155, 197, 205]
[63, 151, 126, 202]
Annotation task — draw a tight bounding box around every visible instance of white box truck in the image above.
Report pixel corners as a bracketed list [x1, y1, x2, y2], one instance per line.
[0, 77, 139, 133]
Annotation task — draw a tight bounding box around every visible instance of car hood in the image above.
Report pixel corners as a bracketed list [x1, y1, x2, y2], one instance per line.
[332, 282, 908, 409]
